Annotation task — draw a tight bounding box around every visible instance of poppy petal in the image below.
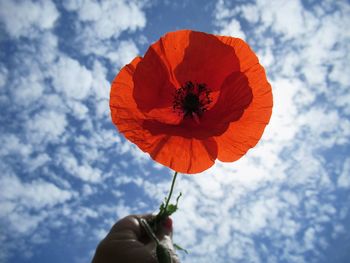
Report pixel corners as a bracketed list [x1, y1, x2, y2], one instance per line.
[174, 30, 241, 91]
[149, 136, 218, 174]
[202, 71, 253, 125]
[137, 30, 241, 93]
[133, 47, 175, 113]
[110, 57, 145, 136]
[214, 36, 273, 161]
[130, 31, 257, 140]
[110, 30, 273, 174]
[110, 57, 218, 174]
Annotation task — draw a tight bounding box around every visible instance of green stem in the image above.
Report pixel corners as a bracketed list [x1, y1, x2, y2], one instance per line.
[164, 171, 178, 210]
[140, 218, 159, 245]
[151, 170, 179, 230]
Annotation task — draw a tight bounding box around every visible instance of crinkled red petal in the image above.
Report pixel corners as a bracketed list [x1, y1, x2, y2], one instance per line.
[110, 31, 273, 173]
[213, 36, 273, 162]
[110, 56, 218, 174]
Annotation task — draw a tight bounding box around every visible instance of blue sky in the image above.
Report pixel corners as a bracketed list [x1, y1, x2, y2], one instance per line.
[0, 0, 350, 263]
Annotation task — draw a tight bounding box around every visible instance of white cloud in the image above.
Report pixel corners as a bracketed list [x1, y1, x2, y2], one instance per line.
[27, 153, 51, 172]
[51, 56, 93, 100]
[62, 0, 146, 60]
[0, 134, 32, 158]
[107, 40, 140, 67]
[0, 0, 59, 38]
[6, 211, 48, 235]
[281, 191, 300, 207]
[329, 58, 350, 88]
[258, 0, 314, 39]
[165, 1, 350, 262]
[91, 61, 110, 100]
[66, 100, 89, 120]
[82, 184, 95, 196]
[240, 4, 260, 24]
[78, 0, 103, 21]
[90, 61, 111, 118]
[13, 71, 45, 106]
[265, 78, 300, 142]
[8, 33, 59, 107]
[76, 127, 120, 151]
[1, 0, 350, 262]
[332, 224, 346, 239]
[0, 65, 8, 88]
[118, 140, 150, 165]
[27, 110, 68, 145]
[69, 207, 99, 223]
[337, 158, 350, 188]
[257, 47, 274, 68]
[298, 108, 350, 147]
[303, 227, 316, 250]
[214, 0, 234, 20]
[76, 0, 146, 39]
[36, 32, 59, 64]
[217, 19, 246, 39]
[41, 94, 67, 113]
[62, 0, 83, 11]
[235, 197, 284, 234]
[0, 0, 149, 261]
[57, 147, 102, 183]
[0, 174, 74, 211]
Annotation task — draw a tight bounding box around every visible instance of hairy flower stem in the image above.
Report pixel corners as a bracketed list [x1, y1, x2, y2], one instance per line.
[151, 171, 180, 230]
[148, 171, 188, 256]
[164, 171, 178, 210]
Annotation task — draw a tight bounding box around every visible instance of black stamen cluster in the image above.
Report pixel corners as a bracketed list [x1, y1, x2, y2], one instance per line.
[173, 81, 212, 118]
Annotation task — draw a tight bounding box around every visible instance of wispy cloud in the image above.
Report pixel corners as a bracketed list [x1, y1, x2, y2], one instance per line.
[0, 0, 59, 38]
[0, 0, 349, 262]
[168, 1, 350, 262]
[0, 0, 150, 261]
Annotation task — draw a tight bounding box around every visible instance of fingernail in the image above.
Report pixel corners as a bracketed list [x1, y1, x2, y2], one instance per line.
[163, 217, 172, 231]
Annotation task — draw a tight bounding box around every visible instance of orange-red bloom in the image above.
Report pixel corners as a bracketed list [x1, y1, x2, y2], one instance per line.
[110, 30, 272, 174]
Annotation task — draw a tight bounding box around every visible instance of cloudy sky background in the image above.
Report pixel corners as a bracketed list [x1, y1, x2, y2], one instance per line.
[1, 0, 350, 262]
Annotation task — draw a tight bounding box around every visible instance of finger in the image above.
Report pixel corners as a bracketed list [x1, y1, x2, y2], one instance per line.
[135, 213, 157, 242]
[156, 217, 181, 263]
[156, 216, 173, 240]
[92, 214, 162, 263]
[92, 238, 158, 263]
[108, 214, 155, 241]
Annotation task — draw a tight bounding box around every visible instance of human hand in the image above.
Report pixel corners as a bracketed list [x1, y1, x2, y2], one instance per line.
[91, 214, 180, 263]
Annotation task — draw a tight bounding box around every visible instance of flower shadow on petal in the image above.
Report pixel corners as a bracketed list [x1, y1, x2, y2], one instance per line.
[133, 48, 177, 112]
[174, 31, 241, 92]
[110, 30, 271, 174]
[140, 32, 253, 141]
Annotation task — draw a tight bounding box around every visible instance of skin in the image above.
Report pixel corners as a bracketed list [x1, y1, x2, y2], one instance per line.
[91, 214, 180, 263]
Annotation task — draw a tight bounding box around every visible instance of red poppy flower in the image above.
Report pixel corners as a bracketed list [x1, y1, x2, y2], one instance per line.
[110, 30, 272, 174]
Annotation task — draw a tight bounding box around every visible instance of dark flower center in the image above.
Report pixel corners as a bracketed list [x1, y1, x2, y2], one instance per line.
[173, 81, 212, 118]
[183, 93, 200, 112]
